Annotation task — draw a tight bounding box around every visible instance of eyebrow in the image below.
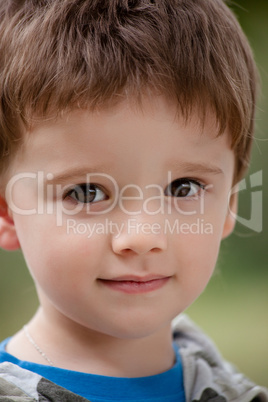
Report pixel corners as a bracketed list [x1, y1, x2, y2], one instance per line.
[169, 161, 224, 176]
[44, 165, 110, 185]
[44, 161, 223, 186]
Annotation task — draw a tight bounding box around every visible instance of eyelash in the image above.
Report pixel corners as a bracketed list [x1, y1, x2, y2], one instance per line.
[63, 178, 206, 205]
[63, 184, 108, 204]
[164, 178, 206, 199]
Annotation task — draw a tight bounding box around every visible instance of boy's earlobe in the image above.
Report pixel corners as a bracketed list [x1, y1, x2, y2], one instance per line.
[0, 196, 20, 250]
[221, 190, 238, 239]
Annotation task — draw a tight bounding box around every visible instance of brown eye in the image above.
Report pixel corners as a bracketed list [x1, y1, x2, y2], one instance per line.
[65, 184, 107, 204]
[165, 179, 204, 198]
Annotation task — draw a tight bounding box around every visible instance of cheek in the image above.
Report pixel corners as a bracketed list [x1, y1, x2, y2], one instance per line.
[175, 231, 222, 297]
[35, 235, 102, 281]
[14, 214, 104, 284]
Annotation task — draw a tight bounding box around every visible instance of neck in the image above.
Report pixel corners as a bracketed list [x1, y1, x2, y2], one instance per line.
[25, 307, 175, 377]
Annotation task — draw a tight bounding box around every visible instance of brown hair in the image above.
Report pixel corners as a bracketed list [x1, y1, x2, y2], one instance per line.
[0, 0, 258, 182]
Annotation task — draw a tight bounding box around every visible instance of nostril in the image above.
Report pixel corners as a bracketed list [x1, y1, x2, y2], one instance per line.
[112, 232, 168, 256]
[119, 247, 162, 256]
[151, 247, 162, 253]
[121, 248, 133, 255]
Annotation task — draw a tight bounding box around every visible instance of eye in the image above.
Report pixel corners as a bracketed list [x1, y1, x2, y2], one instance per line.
[164, 178, 205, 198]
[64, 184, 108, 204]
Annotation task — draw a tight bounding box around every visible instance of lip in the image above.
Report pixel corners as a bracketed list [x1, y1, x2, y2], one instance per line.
[98, 275, 171, 294]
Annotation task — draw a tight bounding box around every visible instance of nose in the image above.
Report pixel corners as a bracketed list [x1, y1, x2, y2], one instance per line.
[111, 217, 167, 256]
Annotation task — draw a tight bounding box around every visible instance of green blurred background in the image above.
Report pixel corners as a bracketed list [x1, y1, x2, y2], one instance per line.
[0, 0, 267, 387]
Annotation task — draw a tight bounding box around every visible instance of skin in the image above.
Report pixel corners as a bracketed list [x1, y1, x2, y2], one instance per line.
[0, 96, 236, 377]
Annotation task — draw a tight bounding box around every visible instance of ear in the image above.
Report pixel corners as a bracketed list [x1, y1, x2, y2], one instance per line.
[221, 188, 238, 240]
[0, 196, 20, 250]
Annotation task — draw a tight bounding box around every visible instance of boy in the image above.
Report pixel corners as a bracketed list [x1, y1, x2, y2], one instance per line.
[0, 0, 267, 400]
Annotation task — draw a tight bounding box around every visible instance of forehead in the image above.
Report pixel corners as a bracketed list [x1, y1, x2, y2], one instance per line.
[7, 96, 234, 182]
[26, 95, 228, 144]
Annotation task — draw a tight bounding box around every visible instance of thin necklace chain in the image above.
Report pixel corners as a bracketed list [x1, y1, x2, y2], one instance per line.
[23, 325, 54, 366]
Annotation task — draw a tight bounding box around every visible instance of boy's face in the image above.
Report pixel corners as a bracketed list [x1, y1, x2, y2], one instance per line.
[3, 96, 235, 339]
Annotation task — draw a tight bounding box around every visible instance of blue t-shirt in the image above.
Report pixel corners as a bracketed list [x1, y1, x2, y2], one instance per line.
[0, 338, 185, 402]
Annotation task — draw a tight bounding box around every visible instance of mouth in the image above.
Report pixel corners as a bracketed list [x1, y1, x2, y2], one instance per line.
[98, 275, 171, 294]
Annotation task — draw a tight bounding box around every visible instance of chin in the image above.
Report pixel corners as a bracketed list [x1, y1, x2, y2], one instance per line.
[99, 313, 175, 341]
